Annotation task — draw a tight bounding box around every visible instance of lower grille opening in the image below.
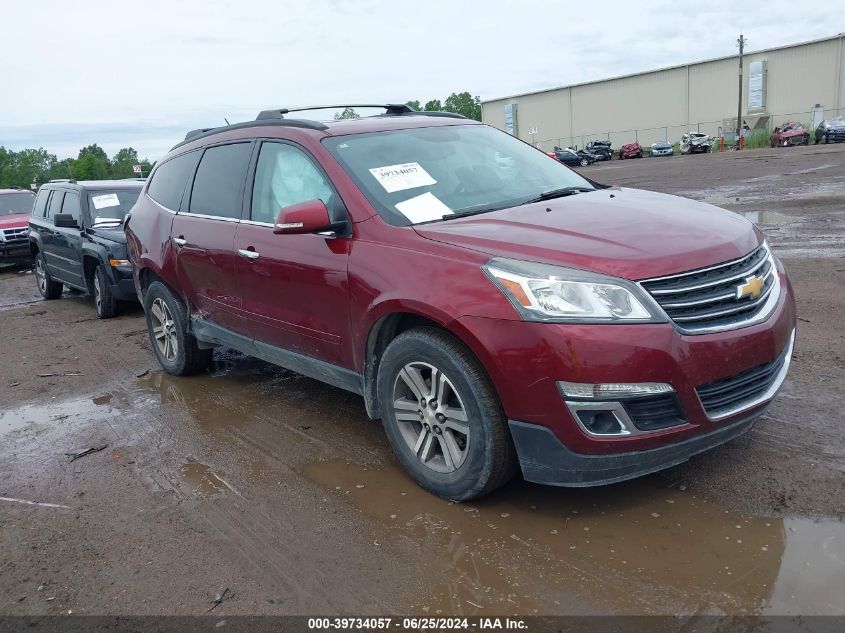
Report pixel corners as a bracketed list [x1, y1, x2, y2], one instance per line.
[624, 394, 686, 431]
[576, 410, 625, 435]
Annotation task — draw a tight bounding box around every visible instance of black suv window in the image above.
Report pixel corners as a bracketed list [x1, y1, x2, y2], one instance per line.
[47, 191, 64, 219]
[147, 151, 201, 211]
[62, 192, 82, 223]
[189, 143, 252, 219]
[32, 190, 50, 217]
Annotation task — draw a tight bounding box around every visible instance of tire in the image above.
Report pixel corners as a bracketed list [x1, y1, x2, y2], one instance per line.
[34, 252, 62, 300]
[93, 265, 117, 319]
[143, 281, 212, 376]
[377, 327, 517, 501]
[579, 158, 589, 167]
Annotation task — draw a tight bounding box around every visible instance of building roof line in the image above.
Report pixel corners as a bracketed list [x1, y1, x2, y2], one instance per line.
[481, 32, 845, 105]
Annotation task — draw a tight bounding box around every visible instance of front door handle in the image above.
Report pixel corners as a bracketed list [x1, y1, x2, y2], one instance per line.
[238, 248, 260, 260]
[173, 237, 187, 247]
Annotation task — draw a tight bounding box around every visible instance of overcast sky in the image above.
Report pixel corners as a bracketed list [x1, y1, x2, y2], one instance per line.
[2, 0, 841, 160]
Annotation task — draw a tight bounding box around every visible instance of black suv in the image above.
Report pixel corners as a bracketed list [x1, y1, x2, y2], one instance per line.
[29, 179, 144, 318]
[585, 140, 613, 161]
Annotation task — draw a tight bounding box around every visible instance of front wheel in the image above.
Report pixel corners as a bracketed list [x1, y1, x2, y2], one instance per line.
[377, 327, 517, 501]
[143, 281, 212, 376]
[579, 158, 589, 167]
[35, 253, 63, 300]
[94, 265, 117, 319]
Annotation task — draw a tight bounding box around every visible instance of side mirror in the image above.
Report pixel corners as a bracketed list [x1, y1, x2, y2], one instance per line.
[53, 213, 79, 229]
[273, 199, 336, 235]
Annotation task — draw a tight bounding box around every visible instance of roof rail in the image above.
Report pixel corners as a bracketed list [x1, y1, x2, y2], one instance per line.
[170, 118, 329, 152]
[48, 179, 76, 183]
[256, 103, 414, 120]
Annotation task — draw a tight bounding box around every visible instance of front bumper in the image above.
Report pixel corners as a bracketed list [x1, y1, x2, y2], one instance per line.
[0, 241, 32, 263]
[457, 269, 796, 474]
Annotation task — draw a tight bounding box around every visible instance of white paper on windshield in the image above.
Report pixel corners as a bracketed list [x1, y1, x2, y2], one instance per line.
[395, 192, 453, 223]
[369, 162, 436, 193]
[91, 193, 120, 209]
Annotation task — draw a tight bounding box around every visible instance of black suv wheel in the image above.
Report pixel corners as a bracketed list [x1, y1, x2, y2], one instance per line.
[143, 281, 212, 375]
[35, 253, 63, 300]
[377, 327, 517, 501]
[93, 265, 117, 319]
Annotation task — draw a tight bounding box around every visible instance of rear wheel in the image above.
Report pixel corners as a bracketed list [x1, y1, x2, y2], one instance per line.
[93, 265, 117, 319]
[35, 253, 62, 300]
[377, 327, 517, 501]
[579, 158, 589, 167]
[143, 281, 212, 376]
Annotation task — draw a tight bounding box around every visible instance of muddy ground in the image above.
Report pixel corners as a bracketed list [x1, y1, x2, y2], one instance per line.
[1, 143, 843, 618]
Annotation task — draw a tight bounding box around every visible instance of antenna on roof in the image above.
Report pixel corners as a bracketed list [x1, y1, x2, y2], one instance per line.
[224, 118, 230, 125]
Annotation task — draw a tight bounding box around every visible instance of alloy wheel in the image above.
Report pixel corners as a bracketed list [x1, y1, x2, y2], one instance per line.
[94, 274, 102, 313]
[392, 361, 470, 473]
[150, 298, 178, 362]
[35, 258, 46, 293]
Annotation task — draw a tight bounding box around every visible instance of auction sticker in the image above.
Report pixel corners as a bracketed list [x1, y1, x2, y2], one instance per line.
[369, 162, 436, 193]
[91, 193, 121, 209]
[395, 192, 453, 223]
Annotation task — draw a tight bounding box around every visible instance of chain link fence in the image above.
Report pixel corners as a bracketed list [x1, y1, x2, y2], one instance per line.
[537, 108, 845, 151]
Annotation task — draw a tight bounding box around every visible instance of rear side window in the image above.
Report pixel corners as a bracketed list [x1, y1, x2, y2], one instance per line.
[47, 191, 64, 219]
[62, 192, 82, 222]
[32, 190, 50, 217]
[189, 143, 252, 219]
[147, 151, 201, 211]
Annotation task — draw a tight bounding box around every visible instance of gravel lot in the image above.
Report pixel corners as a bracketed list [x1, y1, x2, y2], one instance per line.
[1, 143, 843, 617]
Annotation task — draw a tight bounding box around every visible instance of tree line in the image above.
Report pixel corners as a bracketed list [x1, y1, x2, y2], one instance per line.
[0, 144, 154, 189]
[334, 91, 482, 121]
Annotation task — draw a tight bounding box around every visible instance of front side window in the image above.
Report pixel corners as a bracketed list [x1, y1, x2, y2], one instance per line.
[62, 192, 82, 223]
[32, 190, 50, 217]
[0, 192, 36, 215]
[323, 124, 594, 226]
[147, 150, 201, 211]
[251, 142, 335, 224]
[189, 143, 253, 219]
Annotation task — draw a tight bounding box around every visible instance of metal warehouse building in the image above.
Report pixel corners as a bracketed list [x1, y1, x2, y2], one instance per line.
[481, 34, 845, 150]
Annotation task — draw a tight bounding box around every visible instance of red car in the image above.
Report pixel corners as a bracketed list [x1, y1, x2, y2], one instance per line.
[619, 142, 643, 159]
[770, 122, 809, 147]
[125, 104, 796, 501]
[0, 188, 36, 265]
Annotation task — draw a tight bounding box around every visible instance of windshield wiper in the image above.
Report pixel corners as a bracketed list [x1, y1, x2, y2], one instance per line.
[439, 202, 516, 221]
[522, 186, 594, 205]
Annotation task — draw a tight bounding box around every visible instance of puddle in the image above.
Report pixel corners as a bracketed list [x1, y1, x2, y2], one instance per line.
[741, 210, 799, 225]
[0, 396, 116, 435]
[179, 461, 228, 497]
[303, 459, 845, 616]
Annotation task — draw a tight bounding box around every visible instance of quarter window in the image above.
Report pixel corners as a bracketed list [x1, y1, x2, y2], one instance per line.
[32, 190, 50, 217]
[189, 143, 253, 219]
[251, 143, 335, 224]
[147, 151, 201, 211]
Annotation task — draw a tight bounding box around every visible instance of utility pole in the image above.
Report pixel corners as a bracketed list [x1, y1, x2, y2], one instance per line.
[736, 34, 746, 149]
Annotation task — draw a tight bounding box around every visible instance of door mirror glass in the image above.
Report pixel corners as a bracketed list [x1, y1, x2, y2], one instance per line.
[53, 213, 79, 229]
[273, 199, 332, 234]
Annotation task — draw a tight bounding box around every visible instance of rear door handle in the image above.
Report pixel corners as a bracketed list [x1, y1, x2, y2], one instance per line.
[238, 248, 260, 260]
[173, 237, 187, 246]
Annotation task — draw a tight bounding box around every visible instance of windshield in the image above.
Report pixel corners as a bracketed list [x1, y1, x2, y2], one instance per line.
[87, 189, 141, 225]
[323, 124, 594, 225]
[0, 192, 35, 215]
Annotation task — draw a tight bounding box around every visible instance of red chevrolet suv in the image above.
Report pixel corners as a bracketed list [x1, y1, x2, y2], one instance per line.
[125, 104, 796, 500]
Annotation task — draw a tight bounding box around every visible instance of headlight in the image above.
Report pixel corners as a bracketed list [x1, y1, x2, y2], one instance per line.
[483, 258, 663, 323]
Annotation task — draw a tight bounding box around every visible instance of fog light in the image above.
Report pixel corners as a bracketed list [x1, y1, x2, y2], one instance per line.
[576, 410, 625, 435]
[557, 381, 674, 399]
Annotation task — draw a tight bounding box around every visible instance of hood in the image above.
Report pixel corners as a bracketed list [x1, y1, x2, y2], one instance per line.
[413, 188, 760, 281]
[88, 226, 127, 244]
[780, 128, 805, 137]
[688, 136, 710, 145]
[0, 213, 30, 230]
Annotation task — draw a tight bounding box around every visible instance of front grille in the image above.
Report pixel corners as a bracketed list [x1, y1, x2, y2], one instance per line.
[641, 245, 777, 333]
[2, 227, 28, 242]
[696, 342, 790, 418]
[624, 394, 685, 431]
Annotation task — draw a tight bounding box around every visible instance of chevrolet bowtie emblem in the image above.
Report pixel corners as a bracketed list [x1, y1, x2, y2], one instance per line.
[736, 275, 765, 300]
